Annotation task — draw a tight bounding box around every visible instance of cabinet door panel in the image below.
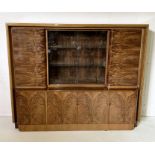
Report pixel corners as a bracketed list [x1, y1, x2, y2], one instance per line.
[109, 90, 137, 124]
[47, 91, 77, 124]
[108, 29, 142, 86]
[11, 27, 46, 88]
[47, 91, 62, 124]
[16, 90, 46, 125]
[92, 91, 109, 123]
[78, 92, 93, 124]
[62, 92, 77, 124]
[77, 91, 108, 124]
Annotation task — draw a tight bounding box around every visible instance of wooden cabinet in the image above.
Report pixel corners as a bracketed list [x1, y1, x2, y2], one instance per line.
[7, 24, 148, 131]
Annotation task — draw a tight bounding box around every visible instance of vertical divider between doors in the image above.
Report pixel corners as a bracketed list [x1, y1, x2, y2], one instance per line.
[107, 90, 110, 127]
[45, 90, 48, 125]
[76, 91, 78, 124]
[135, 89, 139, 126]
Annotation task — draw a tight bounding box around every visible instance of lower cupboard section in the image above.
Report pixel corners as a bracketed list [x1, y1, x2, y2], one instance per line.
[15, 90, 138, 130]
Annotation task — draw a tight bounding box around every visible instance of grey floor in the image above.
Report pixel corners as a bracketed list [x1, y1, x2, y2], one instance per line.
[0, 116, 155, 142]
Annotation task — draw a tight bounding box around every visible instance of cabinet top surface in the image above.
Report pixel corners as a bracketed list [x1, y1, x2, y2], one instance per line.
[6, 23, 149, 28]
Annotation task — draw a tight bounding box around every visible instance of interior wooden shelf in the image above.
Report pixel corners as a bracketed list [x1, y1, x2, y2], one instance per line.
[49, 45, 106, 49]
[49, 63, 105, 67]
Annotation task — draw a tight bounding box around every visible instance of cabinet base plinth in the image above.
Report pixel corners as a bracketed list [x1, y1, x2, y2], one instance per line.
[18, 124, 135, 131]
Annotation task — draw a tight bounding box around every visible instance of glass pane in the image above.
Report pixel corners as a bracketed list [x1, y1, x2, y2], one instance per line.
[47, 30, 107, 84]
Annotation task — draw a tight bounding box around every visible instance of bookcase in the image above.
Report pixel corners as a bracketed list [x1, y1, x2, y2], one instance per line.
[7, 24, 148, 131]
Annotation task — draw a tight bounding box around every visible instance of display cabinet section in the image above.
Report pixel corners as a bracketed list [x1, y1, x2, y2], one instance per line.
[15, 90, 46, 125]
[108, 29, 142, 86]
[11, 27, 46, 88]
[47, 30, 108, 85]
[109, 90, 137, 124]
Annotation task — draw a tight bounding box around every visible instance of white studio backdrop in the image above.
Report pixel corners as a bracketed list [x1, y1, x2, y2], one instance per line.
[0, 12, 155, 117]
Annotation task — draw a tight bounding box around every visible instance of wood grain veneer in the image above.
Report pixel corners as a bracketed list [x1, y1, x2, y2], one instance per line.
[108, 29, 142, 86]
[10, 27, 46, 88]
[15, 90, 46, 125]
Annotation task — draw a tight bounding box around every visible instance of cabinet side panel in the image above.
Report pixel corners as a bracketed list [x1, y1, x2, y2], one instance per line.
[109, 90, 137, 124]
[16, 90, 46, 125]
[11, 27, 46, 88]
[108, 29, 142, 86]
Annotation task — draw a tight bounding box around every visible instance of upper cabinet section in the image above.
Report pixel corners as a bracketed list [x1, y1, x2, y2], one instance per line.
[10, 27, 46, 88]
[8, 25, 147, 89]
[47, 30, 109, 85]
[108, 29, 143, 87]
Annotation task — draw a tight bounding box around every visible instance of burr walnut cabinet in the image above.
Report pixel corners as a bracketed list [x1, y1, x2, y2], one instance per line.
[7, 24, 148, 131]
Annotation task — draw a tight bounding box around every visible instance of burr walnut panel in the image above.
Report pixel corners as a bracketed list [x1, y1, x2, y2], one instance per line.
[15, 90, 46, 125]
[109, 90, 137, 124]
[47, 91, 109, 124]
[62, 92, 77, 124]
[47, 91, 77, 124]
[15, 90, 137, 127]
[92, 91, 109, 123]
[77, 91, 109, 124]
[78, 92, 93, 124]
[11, 27, 46, 88]
[47, 91, 62, 124]
[108, 29, 142, 86]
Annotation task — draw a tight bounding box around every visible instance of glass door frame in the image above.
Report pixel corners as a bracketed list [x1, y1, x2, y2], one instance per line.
[45, 28, 110, 90]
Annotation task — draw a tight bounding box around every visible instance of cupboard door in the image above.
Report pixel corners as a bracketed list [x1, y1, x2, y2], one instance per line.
[109, 90, 137, 124]
[108, 29, 142, 86]
[16, 90, 46, 125]
[77, 92, 93, 124]
[77, 91, 109, 124]
[47, 91, 62, 124]
[92, 91, 109, 124]
[11, 27, 46, 88]
[62, 92, 77, 124]
[47, 91, 77, 124]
